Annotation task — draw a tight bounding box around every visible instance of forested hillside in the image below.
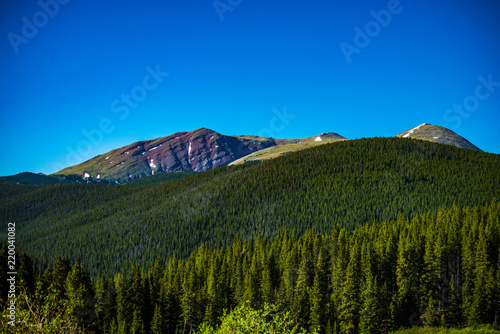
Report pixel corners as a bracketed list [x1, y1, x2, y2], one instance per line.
[1, 138, 500, 276]
[0, 172, 69, 185]
[124, 171, 197, 185]
[2, 201, 499, 333]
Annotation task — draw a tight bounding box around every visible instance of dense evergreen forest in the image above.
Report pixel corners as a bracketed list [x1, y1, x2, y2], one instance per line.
[124, 171, 197, 185]
[1, 201, 499, 333]
[1, 138, 500, 276]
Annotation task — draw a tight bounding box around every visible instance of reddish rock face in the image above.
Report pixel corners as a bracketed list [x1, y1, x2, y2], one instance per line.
[55, 128, 351, 183]
[141, 128, 276, 173]
[56, 128, 278, 182]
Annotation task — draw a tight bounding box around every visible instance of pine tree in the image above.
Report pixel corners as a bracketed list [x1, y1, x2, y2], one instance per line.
[332, 229, 350, 329]
[468, 229, 491, 325]
[420, 229, 441, 326]
[281, 238, 300, 309]
[243, 252, 262, 309]
[181, 264, 200, 333]
[0, 242, 8, 306]
[292, 243, 314, 327]
[310, 246, 331, 333]
[150, 303, 166, 334]
[18, 253, 36, 297]
[95, 275, 117, 334]
[130, 265, 148, 333]
[360, 275, 381, 334]
[261, 264, 274, 305]
[65, 257, 96, 329]
[204, 253, 225, 327]
[394, 233, 419, 329]
[164, 283, 182, 333]
[494, 247, 500, 326]
[116, 268, 133, 334]
[444, 274, 464, 327]
[339, 242, 361, 334]
[359, 240, 381, 334]
[130, 308, 146, 334]
[48, 257, 72, 301]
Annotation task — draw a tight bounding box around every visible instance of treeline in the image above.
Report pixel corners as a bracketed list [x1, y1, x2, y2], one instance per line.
[2, 200, 499, 333]
[124, 171, 197, 185]
[1, 138, 500, 277]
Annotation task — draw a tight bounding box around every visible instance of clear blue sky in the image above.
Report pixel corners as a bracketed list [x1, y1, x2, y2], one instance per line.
[1, 0, 499, 176]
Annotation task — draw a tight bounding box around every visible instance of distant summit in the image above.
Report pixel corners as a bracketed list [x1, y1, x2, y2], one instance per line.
[230, 132, 347, 165]
[47, 124, 480, 184]
[54, 128, 277, 183]
[395, 123, 481, 151]
[53, 129, 349, 183]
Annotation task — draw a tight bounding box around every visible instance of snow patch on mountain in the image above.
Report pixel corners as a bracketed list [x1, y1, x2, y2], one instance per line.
[149, 159, 157, 175]
[149, 144, 162, 151]
[402, 123, 427, 138]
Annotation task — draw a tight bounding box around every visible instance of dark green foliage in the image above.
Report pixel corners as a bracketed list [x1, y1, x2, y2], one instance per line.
[2, 200, 499, 333]
[65, 258, 96, 328]
[359, 241, 383, 334]
[18, 252, 36, 297]
[47, 257, 72, 300]
[125, 171, 197, 185]
[0, 242, 8, 306]
[310, 246, 331, 333]
[95, 275, 118, 333]
[0, 172, 69, 185]
[2, 138, 500, 278]
[339, 242, 362, 334]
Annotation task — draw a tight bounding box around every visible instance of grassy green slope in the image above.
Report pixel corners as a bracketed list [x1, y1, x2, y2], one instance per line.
[1, 137, 499, 276]
[229, 138, 347, 165]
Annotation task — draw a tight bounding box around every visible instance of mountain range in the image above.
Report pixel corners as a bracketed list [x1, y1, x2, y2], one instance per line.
[0, 123, 497, 333]
[2, 135, 499, 277]
[1, 123, 481, 184]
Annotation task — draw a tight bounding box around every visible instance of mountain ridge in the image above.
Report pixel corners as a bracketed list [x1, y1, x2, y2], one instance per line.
[395, 123, 481, 151]
[53, 128, 277, 183]
[2, 137, 499, 276]
[52, 128, 349, 183]
[48, 123, 481, 183]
